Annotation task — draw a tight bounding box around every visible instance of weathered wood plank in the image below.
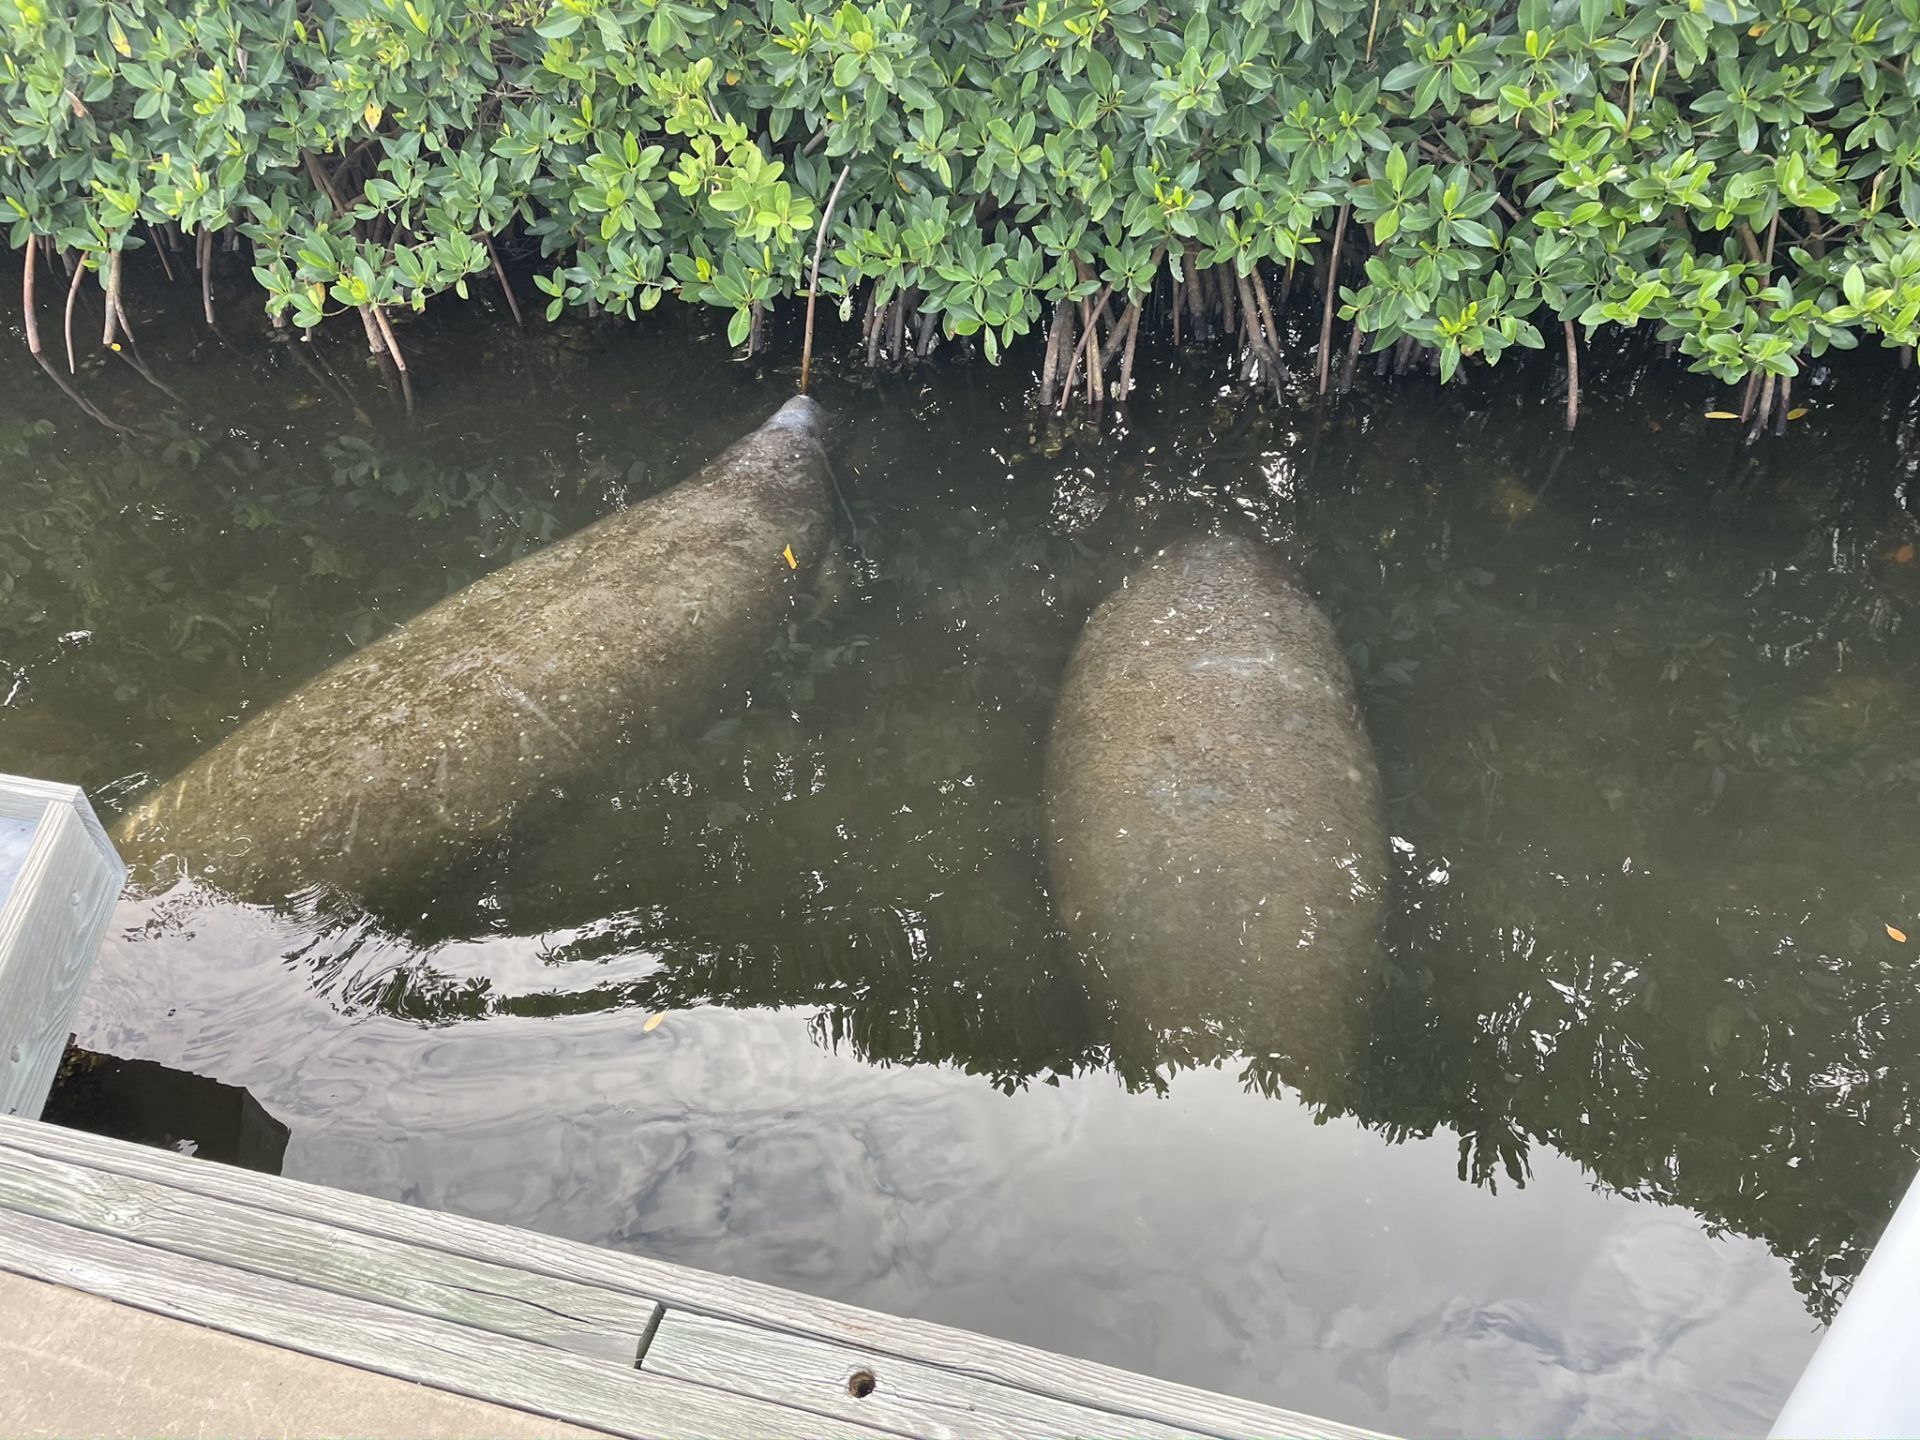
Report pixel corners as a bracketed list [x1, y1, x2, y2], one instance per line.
[642, 1306, 1219, 1440]
[0, 1115, 1384, 1440]
[0, 778, 127, 1121]
[0, 1208, 902, 1440]
[0, 1143, 654, 1365]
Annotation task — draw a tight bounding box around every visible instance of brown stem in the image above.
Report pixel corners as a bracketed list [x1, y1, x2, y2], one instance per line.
[198, 226, 216, 327]
[1253, 265, 1280, 359]
[1318, 202, 1350, 395]
[63, 258, 84, 375]
[22, 237, 130, 431]
[1773, 374, 1791, 438]
[1738, 371, 1760, 423]
[1339, 319, 1363, 394]
[1238, 268, 1284, 401]
[1745, 373, 1775, 446]
[370, 304, 415, 417]
[303, 150, 352, 216]
[150, 223, 176, 284]
[358, 303, 387, 355]
[1116, 301, 1143, 402]
[866, 293, 886, 369]
[1058, 284, 1113, 413]
[21, 234, 42, 356]
[1058, 302, 1085, 407]
[800, 161, 852, 393]
[1097, 249, 1163, 371]
[1563, 319, 1580, 432]
[1803, 209, 1826, 261]
[485, 234, 523, 329]
[101, 249, 123, 348]
[1182, 249, 1206, 339]
[1040, 302, 1070, 406]
[1236, 269, 1268, 369]
[1082, 296, 1100, 409]
[1218, 264, 1236, 335]
[1736, 223, 1763, 267]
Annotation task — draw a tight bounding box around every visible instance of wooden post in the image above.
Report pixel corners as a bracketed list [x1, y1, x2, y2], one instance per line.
[0, 774, 126, 1120]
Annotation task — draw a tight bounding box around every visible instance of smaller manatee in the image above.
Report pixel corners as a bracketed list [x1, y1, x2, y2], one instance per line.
[1045, 534, 1388, 1087]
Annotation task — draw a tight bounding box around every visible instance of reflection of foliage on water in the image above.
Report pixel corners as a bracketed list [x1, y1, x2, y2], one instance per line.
[0, 408, 597, 787]
[36, 329, 1920, 1323]
[1307, 373, 1920, 1319]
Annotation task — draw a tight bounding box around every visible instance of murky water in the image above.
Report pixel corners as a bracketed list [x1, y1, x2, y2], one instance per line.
[9, 277, 1920, 1435]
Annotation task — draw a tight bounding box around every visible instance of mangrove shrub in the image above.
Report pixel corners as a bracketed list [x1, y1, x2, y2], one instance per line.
[3, 0, 1919, 423]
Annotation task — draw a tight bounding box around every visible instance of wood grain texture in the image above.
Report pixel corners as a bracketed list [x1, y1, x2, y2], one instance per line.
[0, 778, 127, 1121]
[0, 1144, 655, 1365]
[0, 1116, 1386, 1440]
[0, 1270, 615, 1440]
[642, 1307, 1218, 1440]
[0, 1208, 899, 1440]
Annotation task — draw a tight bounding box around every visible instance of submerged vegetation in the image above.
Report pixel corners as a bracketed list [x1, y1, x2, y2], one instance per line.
[2, 0, 1919, 425]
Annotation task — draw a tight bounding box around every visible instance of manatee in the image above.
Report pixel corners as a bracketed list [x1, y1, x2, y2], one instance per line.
[1045, 534, 1388, 1084]
[116, 395, 834, 904]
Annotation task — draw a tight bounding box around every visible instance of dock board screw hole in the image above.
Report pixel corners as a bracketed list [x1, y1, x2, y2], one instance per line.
[847, 1369, 877, 1399]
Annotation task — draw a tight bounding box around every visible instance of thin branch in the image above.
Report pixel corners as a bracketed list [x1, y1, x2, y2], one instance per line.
[1745, 372, 1775, 446]
[1563, 319, 1579, 431]
[800, 161, 852, 393]
[1057, 283, 1113, 413]
[63, 257, 84, 375]
[199, 225, 216, 327]
[150, 222, 177, 284]
[1116, 301, 1143, 401]
[1040, 301, 1071, 407]
[370, 303, 415, 416]
[1318, 202, 1350, 395]
[485, 234, 524, 328]
[101, 249, 123, 348]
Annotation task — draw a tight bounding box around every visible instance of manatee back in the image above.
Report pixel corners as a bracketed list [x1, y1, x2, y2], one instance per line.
[1045, 535, 1387, 1079]
[115, 406, 833, 906]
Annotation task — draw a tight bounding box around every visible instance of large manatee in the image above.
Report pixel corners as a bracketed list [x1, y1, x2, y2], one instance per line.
[1045, 534, 1387, 1086]
[116, 395, 834, 903]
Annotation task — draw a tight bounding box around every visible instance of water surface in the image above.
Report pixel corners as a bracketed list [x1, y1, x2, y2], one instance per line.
[8, 281, 1920, 1434]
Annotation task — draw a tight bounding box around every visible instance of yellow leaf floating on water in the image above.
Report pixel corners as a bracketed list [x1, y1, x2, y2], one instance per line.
[643, 1012, 666, 1032]
[1889, 925, 1908, 943]
[1787, 407, 1810, 420]
[1896, 543, 1915, 565]
[1704, 410, 1740, 420]
[782, 544, 798, 570]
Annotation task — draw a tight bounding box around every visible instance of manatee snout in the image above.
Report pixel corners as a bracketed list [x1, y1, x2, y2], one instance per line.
[1045, 534, 1388, 1091]
[765, 393, 824, 436]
